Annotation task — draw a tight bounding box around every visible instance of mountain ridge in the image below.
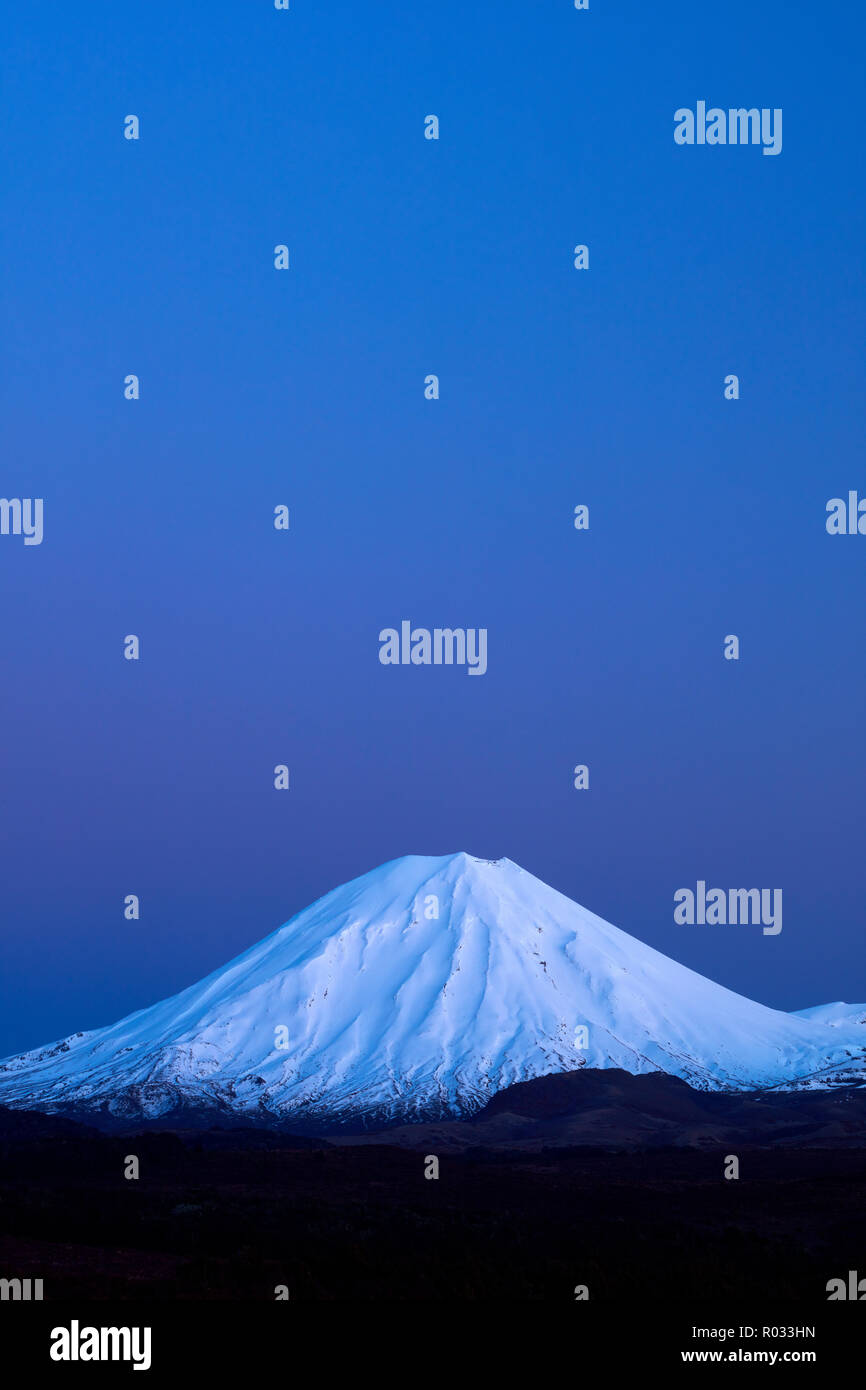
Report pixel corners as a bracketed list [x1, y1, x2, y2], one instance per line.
[0, 852, 863, 1124]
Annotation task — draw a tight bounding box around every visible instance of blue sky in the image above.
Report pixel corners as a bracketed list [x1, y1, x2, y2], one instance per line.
[1, 1, 864, 1056]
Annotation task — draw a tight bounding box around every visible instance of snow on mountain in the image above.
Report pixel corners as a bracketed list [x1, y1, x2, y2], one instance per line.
[792, 1002, 866, 1026]
[0, 853, 863, 1124]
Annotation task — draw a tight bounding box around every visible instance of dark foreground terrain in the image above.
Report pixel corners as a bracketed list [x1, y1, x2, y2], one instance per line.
[0, 1072, 864, 1301]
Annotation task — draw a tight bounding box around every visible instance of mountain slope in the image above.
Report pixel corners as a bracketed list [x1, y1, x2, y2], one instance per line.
[792, 1001, 866, 1026]
[0, 853, 863, 1123]
[328, 1070, 866, 1152]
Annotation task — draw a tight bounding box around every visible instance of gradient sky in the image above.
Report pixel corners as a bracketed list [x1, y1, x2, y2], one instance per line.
[1, 1, 864, 1058]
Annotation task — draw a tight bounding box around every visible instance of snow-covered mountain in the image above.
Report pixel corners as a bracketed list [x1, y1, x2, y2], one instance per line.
[0, 853, 863, 1124]
[792, 1001, 866, 1027]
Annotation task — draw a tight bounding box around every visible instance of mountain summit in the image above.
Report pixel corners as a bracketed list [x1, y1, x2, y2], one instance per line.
[0, 853, 863, 1124]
